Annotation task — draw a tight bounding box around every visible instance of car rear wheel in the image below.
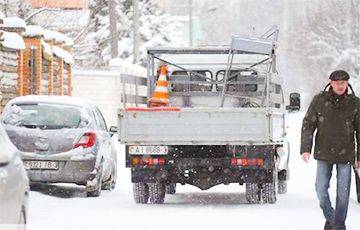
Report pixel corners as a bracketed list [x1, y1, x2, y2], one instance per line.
[102, 164, 117, 191]
[86, 163, 103, 197]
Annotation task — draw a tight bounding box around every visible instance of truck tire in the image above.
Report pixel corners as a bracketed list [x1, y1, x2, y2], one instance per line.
[133, 182, 149, 204]
[166, 183, 176, 194]
[148, 182, 166, 204]
[261, 169, 277, 204]
[278, 180, 287, 194]
[246, 183, 260, 204]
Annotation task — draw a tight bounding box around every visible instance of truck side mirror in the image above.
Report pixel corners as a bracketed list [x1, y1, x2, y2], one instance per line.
[109, 126, 118, 137]
[286, 92, 301, 112]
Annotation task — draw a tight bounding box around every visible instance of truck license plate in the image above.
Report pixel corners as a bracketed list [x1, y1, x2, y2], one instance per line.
[129, 146, 168, 155]
[23, 161, 59, 170]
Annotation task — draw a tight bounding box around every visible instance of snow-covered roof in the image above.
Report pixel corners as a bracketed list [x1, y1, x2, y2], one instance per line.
[52, 31, 67, 44]
[0, 31, 25, 50]
[24, 25, 44, 37]
[41, 40, 53, 56]
[64, 36, 74, 46]
[43, 30, 74, 46]
[52, 46, 74, 64]
[2, 17, 26, 29]
[42, 29, 56, 41]
[7, 95, 93, 108]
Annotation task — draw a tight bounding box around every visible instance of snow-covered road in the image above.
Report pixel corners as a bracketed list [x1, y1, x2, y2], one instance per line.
[27, 113, 360, 230]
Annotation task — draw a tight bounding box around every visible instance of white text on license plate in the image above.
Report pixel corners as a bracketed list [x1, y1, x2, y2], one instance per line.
[23, 161, 59, 170]
[129, 146, 168, 155]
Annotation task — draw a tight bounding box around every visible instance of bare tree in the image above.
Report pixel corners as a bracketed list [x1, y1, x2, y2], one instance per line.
[292, 0, 360, 91]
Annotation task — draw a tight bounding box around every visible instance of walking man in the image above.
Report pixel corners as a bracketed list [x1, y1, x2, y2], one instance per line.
[301, 70, 360, 230]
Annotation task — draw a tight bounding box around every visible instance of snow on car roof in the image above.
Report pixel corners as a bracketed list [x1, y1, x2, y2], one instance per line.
[0, 31, 25, 49]
[7, 95, 94, 108]
[2, 17, 26, 29]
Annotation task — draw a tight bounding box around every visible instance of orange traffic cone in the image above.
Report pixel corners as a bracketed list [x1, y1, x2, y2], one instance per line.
[149, 65, 170, 107]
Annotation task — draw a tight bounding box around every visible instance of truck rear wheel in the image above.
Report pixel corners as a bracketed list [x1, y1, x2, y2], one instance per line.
[133, 182, 149, 204]
[166, 183, 177, 194]
[261, 169, 277, 204]
[245, 183, 260, 204]
[148, 182, 166, 204]
[278, 180, 287, 194]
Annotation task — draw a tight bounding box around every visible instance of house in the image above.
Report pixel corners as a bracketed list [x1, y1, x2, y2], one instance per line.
[27, 0, 87, 10]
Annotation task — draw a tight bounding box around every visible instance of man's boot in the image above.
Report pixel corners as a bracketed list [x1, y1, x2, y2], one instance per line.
[324, 220, 334, 230]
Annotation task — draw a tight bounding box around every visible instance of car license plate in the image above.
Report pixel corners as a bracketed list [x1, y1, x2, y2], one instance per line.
[129, 146, 168, 155]
[23, 161, 59, 170]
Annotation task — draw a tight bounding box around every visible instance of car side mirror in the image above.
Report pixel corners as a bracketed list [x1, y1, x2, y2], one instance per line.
[286, 92, 301, 112]
[109, 126, 118, 137]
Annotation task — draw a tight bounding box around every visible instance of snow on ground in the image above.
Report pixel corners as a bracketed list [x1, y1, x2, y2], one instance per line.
[27, 112, 360, 230]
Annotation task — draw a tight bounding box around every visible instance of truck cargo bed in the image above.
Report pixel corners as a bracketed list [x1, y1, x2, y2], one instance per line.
[118, 107, 284, 145]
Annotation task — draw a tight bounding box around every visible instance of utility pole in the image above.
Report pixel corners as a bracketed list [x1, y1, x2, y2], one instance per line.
[109, 0, 119, 58]
[3, 0, 8, 17]
[133, 0, 140, 64]
[188, 0, 193, 47]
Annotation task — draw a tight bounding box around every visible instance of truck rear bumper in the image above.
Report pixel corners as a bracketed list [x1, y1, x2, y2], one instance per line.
[131, 167, 274, 190]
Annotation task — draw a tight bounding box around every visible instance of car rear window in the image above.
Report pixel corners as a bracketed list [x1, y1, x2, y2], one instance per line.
[3, 103, 84, 129]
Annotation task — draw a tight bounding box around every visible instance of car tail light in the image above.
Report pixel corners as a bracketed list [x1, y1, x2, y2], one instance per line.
[230, 158, 264, 167]
[74, 132, 96, 149]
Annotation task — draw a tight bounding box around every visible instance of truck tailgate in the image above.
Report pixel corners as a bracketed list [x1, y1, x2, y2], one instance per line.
[118, 107, 284, 145]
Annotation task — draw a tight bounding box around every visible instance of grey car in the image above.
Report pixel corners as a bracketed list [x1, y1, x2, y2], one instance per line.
[0, 123, 29, 227]
[1, 96, 118, 197]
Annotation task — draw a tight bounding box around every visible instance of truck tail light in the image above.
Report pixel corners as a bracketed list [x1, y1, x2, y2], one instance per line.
[230, 158, 264, 167]
[74, 132, 96, 149]
[131, 156, 166, 166]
